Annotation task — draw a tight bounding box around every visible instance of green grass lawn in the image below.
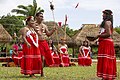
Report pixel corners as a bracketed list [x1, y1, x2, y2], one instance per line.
[0, 63, 120, 80]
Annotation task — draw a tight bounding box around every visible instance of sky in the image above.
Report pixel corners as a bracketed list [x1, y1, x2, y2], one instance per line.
[0, 0, 120, 30]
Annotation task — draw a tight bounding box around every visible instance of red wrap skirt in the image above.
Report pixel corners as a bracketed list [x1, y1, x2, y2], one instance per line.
[12, 51, 23, 66]
[60, 54, 70, 67]
[97, 39, 117, 79]
[21, 37, 42, 75]
[78, 54, 92, 66]
[38, 40, 54, 66]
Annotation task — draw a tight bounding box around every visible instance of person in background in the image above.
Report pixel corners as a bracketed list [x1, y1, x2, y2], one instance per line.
[9, 49, 13, 57]
[58, 37, 70, 67]
[48, 39, 60, 67]
[17, 41, 23, 66]
[12, 41, 23, 66]
[11, 42, 19, 66]
[96, 10, 117, 80]
[78, 40, 92, 66]
[19, 16, 42, 78]
[1, 47, 6, 57]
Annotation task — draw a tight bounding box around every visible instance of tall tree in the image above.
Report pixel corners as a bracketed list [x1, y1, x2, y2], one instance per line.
[63, 25, 79, 37]
[115, 26, 120, 34]
[0, 14, 24, 36]
[11, 0, 44, 17]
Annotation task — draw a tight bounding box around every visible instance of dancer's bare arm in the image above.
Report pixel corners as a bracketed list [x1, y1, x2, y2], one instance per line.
[19, 27, 31, 48]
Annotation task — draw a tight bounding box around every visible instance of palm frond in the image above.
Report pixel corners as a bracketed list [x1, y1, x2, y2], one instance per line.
[17, 5, 29, 11]
[36, 7, 44, 13]
[11, 9, 28, 16]
[33, 0, 37, 16]
[28, 5, 33, 8]
[33, 0, 37, 9]
[11, 0, 44, 17]
[39, 9, 44, 13]
[27, 5, 35, 16]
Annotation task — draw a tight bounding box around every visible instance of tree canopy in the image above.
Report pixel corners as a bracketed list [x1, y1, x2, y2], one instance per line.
[0, 14, 24, 36]
[115, 26, 120, 34]
[11, 0, 44, 17]
[65, 26, 79, 37]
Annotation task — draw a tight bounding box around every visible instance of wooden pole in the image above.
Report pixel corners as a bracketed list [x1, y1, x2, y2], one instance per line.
[50, 1, 59, 46]
[64, 25, 66, 39]
[51, 10, 59, 45]
[64, 15, 67, 39]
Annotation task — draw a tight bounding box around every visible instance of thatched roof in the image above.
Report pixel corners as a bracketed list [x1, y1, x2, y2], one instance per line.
[0, 24, 13, 42]
[72, 24, 99, 45]
[112, 30, 120, 46]
[72, 24, 120, 46]
[44, 21, 72, 44]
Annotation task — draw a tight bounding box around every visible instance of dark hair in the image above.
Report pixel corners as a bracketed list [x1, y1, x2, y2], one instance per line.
[100, 10, 113, 28]
[82, 41, 89, 47]
[35, 12, 43, 17]
[48, 40, 54, 51]
[26, 16, 34, 25]
[103, 10, 112, 15]
[51, 41, 54, 51]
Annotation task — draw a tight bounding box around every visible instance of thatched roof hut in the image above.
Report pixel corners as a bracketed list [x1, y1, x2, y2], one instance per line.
[72, 24, 120, 46]
[0, 24, 13, 42]
[72, 24, 99, 45]
[44, 21, 73, 44]
[112, 30, 120, 46]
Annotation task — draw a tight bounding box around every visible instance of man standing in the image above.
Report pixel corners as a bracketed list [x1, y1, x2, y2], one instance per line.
[35, 12, 56, 76]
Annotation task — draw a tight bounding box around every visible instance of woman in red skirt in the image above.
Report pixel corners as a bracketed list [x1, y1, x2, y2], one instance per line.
[78, 40, 92, 66]
[20, 16, 42, 78]
[12, 42, 23, 66]
[48, 39, 60, 67]
[58, 38, 70, 67]
[97, 10, 117, 80]
[12, 42, 19, 66]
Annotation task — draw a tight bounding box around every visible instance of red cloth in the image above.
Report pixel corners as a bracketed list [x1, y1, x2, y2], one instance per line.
[61, 48, 66, 53]
[78, 47, 92, 66]
[59, 45, 69, 67]
[52, 53, 60, 67]
[60, 54, 70, 67]
[78, 55, 92, 66]
[13, 44, 18, 51]
[38, 40, 54, 66]
[21, 33, 42, 75]
[12, 51, 23, 66]
[97, 38, 117, 79]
